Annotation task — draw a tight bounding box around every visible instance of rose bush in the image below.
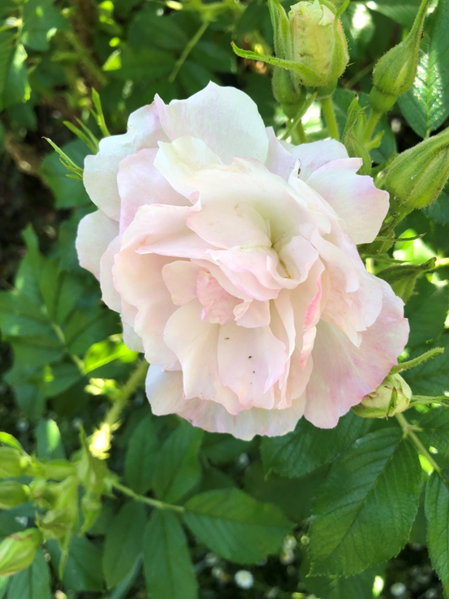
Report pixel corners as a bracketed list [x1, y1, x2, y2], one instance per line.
[76, 83, 408, 440]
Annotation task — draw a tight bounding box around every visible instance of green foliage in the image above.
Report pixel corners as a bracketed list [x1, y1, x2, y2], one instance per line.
[309, 428, 423, 576]
[103, 501, 146, 588]
[425, 473, 449, 597]
[183, 489, 292, 563]
[398, 0, 449, 138]
[143, 510, 198, 599]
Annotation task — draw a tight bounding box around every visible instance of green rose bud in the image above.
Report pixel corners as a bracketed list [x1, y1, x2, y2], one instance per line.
[369, 0, 431, 113]
[0, 482, 30, 510]
[384, 127, 449, 214]
[0, 528, 42, 577]
[353, 374, 412, 419]
[232, 0, 349, 95]
[0, 448, 28, 478]
[288, 0, 348, 88]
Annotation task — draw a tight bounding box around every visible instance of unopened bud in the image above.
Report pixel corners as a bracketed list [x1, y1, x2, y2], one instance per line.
[385, 127, 449, 213]
[0, 448, 27, 478]
[353, 374, 412, 419]
[272, 68, 306, 118]
[370, 0, 431, 112]
[0, 528, 42, 576]
[288, 0, 348, 88]
[0, 482, 30, 510]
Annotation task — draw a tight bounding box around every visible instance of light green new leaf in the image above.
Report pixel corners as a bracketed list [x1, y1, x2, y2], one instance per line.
[125, 414, 158, 494]
[143, 511, 198, 599]
[103, 501, 146, 588]
[261, 411, 370, 479]
[398, 0, 449, 138]
[183, 488, 292, 564]
[153, 423, 203, 504]
[8, 549, 51, 599]
[309, 428, 422, 576]
[425, 472, 449, 597]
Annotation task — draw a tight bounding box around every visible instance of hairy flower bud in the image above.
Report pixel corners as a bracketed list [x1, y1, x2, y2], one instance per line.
[353, 374, 412, 419]
[0, 529, 42, 577]
[369, 0, 431, 113]
[385, 128, 449, 213]
[0, 482, 30, 510]
[288, 0, 348, 88]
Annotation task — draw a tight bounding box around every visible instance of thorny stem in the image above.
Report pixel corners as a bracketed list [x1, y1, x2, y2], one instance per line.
[112, 481, 185, 513]
[396, 412, 442, 476]
[282, 92, 317, 142]
[320, 96, 340, 141]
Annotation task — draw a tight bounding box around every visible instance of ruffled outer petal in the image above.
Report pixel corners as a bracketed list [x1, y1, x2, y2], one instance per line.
[83, 105, 166, 221]
[304, 280, 409, 428]
[146, 366, 306, 441]
[154, 82, 269, 164]
[76, 210, 118, 279]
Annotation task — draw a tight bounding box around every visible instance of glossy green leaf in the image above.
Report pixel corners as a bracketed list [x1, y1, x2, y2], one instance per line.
[305, 567, 379, 599]
[261, 411, 370, 478]
[403, 336, 449, 396]
[417, 406, 449, 457]
[153, 424, 203, 504]
[21, 0, 67, 52]
[425, 472, 449, 596]
[103, 501, 146, 588]
[398, 1, 449, 138]
[125, 414, 158, 494]
[183, 488, 292, 564]
[309, 428, 422, 576]
[143, 510, 198, 599]
[35, 419, 65, 460]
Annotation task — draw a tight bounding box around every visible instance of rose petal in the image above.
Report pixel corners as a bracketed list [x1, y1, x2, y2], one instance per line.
[76, 210, 119, 280]
[154, 82, 269, 164]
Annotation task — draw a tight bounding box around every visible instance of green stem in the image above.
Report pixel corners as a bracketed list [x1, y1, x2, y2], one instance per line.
[66, 31, 107, 87]
[396, 412, 442, 476]
[320, 96, 340, 141]
[169, 20, 209, 83]
[411, 395, 449, 407]
[390, 347, 444, 374]
[363, 109, 381, 144]
[282, 91, 317, 141]
[105, 359, 149, 428]
[112, 481, 185, 513]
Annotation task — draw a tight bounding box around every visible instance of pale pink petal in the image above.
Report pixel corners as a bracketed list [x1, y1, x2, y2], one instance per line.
[217, 322, 287, 408]
[117, 148, 188, 233]
[196, 271, 240, 325]
[163, 301, 242, 414]
[304, 281, 409, 428]
[122, 323, 144, 352]
[277, 235, 319, 284]
[99, 238, 121, 312]
[76, 210, 118, 280]
[145, 366, 306, 440]
[234, 300, 271, 328]
[306, 158, 389, 244]
[286, 138, 349, 181]
[162, 261, 201, 306]
[113, 248, 178, 368]
[84, 105, 166, 221]
[154, 82, 269, 164]
[186, 200, 271, 249]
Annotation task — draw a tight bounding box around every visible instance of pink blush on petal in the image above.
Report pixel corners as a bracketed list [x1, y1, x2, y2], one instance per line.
[196, 270, 240, 325]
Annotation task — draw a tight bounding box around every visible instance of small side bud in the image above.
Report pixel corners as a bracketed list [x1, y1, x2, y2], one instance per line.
[0, 529, 42, 577]
[0, 448, 28, 478]
[272, 68, 307, 118]
[384, 127, 449, 213]
[0, 482, 30, 510]
[353, 374, 412, 419]
[369, 0, 431, 112]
